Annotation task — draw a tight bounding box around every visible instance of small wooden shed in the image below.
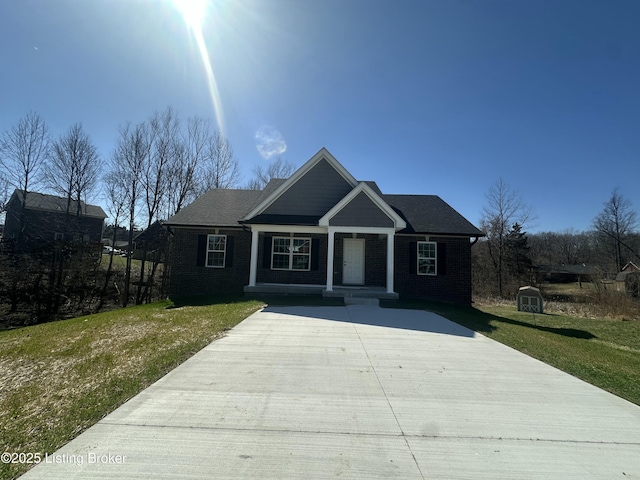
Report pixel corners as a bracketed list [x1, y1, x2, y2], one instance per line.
[517, 286, 544, 313]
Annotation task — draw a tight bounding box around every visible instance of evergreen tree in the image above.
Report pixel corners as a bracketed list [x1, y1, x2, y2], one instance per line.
[504, 223, 532, 288]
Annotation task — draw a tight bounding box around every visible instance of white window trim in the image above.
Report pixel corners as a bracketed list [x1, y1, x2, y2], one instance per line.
[271, 236, 311, 271]
[206, 234, 226, 268]
[417, 241, 437, 276]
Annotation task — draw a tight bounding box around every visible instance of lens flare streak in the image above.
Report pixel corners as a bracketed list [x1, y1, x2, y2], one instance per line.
[174, 0, 225, 133]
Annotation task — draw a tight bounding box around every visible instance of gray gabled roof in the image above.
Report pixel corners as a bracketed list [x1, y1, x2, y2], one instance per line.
[164, 189, 263, 227]
[383, 194, 483, 236]
[165, 179, 289, 227]
[165, 188, 483, 236]
[11, 189, 106, 219]
[164, 168, 483, 237]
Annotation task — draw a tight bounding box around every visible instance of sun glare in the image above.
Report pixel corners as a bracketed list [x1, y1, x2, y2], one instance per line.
[175, 0, 207, 30]
[173, 0, 225, 133]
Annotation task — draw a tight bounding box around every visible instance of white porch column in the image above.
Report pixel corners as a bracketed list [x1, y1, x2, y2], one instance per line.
[249, 228, 259, 287]
[326, 228, 335, 291]
[386, 232, 395, 293]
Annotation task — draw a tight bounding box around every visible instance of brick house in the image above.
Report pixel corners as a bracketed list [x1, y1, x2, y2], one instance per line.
[3, 189, 106, 253]
[164, 148, 484, 304]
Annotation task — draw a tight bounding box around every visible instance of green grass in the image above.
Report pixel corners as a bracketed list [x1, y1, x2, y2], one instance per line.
[3, 293, 639, 478]
[384, 299, 640, 407]
[99, 254, 142, 271]
[0, 295, 263, 479]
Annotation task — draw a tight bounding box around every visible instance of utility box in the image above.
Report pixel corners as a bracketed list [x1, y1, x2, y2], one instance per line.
[517, 286, 543, 313]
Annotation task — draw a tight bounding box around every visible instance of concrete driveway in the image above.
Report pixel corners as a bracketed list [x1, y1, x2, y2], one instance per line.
[22, 305, 640, 479]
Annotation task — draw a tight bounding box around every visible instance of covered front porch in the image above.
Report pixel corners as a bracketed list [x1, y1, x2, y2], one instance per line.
[244, 224, 400, 298]
[243, 283, 399, 300]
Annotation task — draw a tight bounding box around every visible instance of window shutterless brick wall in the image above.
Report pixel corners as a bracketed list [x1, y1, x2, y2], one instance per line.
[394, 235, 472, 304]
[168, 227, 251, 298]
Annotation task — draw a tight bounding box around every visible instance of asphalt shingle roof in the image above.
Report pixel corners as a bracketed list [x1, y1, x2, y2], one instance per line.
[13, 190, 106, 218]
[164, 189, 263, 227]
[383, 194, 484, 236]
[164, 179, 290, 227]
[164, 182, 484, 237]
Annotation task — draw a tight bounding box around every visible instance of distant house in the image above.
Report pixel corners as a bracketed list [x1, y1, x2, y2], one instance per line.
[537, 264, 602, 284]
[132, 220, 170, 260]
[621, 262, 640, 274]
[615, 262, 640, 296]
[3, 190, 106, 253]
[164, 148, 484, 304]
[101, 239, 130, 250]
[133, 221, 169, 253]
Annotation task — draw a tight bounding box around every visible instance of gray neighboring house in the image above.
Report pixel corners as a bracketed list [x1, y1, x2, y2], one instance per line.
[3, 189, 106, 252]
[164, 148, 484, 304]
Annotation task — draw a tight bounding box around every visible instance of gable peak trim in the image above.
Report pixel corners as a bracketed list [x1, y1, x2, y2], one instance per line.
[318, 182, 406, 230]
[243, 147, 358, 221]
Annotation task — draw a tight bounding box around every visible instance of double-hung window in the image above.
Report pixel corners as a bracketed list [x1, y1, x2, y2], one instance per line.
[206, 235, 226, 268]
[417, 241, 436, 275]
[272, 237, 311, 271]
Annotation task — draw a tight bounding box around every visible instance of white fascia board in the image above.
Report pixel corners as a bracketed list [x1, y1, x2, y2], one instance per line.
[395, 233, 477, 238]
[247, 224, 396, 235]
[319, 182, 407, 230]
[328, 226, 396, 235]
[242, 147, 358, 221]
[249, 224, 327, 234]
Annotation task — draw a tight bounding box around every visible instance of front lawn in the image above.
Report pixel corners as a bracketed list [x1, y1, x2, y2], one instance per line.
[3, 294, 639, 478]
[386, 300, 640, 407]
[0, 296, 263, 479]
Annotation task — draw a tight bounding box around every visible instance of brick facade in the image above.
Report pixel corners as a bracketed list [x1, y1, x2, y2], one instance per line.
[257, 233, 328, 285]
[169, 229, 473, 305]
[168, 227, 251, 297]
[165, 150, 482, 305]
[394, 235, 472, 304]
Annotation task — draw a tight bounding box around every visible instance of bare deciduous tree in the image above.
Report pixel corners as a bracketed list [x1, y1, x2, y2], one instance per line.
[480, 178, 534, 297]
[45, 123, 101, 313]
[247, 157, 296, 190]
[0, 112, 50, 250]
[144, 107, 180, 225]
[528, 230, 595, 267]
[99, 171, 129, 308]
[111, 122, 149, 306]
[47, 123, 101, 219]
[200, 130, 241, 192]
[165, 116, 205, 216]
[0, 172, 9, 214]
[593, 189, 639, 271]
[0, 111, 50, 197]
[136, 107, 182, 303]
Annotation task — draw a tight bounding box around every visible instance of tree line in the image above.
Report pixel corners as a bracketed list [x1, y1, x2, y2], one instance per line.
[475, 179, 639, 298]
[0, 108, 296, 325]
[2, 109, 638, 322]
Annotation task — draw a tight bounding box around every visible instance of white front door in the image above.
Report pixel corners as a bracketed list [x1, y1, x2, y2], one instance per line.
[343, 238, 365, 285]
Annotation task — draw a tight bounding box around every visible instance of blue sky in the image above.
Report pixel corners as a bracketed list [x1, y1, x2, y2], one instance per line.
[2, 0, 639, 232]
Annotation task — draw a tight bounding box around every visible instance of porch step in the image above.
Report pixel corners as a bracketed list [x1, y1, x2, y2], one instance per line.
[323, 288, 399, 300]
[344, 297, 380, 306]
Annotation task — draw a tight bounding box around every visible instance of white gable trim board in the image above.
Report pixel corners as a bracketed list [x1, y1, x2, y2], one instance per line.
[243, 147, 358, 221]
[319, 181, 406, 230]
